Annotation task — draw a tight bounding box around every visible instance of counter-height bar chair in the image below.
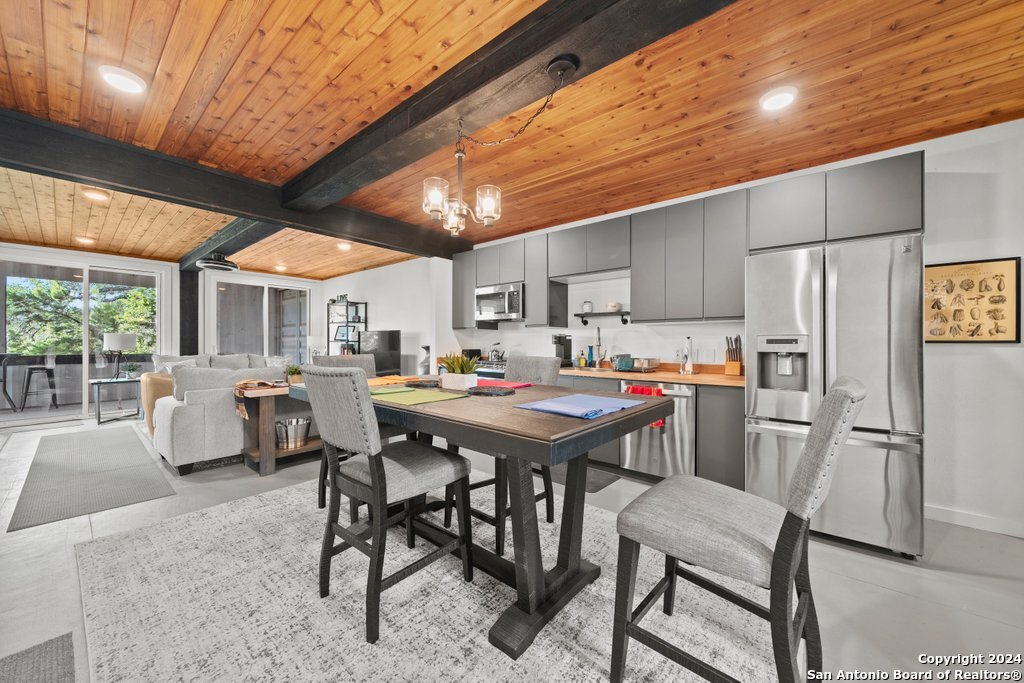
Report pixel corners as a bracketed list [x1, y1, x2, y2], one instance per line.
[312, 354, 412, 511]
[610, 377, 867, 683]
[302, 365, 474, 644]
[443, 354, 560, 556]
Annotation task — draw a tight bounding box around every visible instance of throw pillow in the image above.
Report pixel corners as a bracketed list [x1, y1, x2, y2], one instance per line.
[265, 355, 290, 367]
[209, 353, 250, 370]
[162, 358, 197, 373]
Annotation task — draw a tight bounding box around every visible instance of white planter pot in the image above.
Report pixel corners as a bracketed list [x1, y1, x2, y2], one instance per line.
[440, 373, 478, 391]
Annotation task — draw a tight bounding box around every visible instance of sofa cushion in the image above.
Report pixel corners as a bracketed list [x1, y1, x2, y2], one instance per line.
[163, 358, 196, 372]
[209, 353, 252, 369]
[266, 355, 290, 367]
[171, 366, 285, 401]
[248, 354, 267, 368]
[152, 354, 210, 372]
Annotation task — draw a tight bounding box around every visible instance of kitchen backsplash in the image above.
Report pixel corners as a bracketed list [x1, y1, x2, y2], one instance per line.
[453, 276, 744, 364]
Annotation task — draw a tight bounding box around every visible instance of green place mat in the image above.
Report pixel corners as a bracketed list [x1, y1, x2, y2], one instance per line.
[371, 388, 467, 406]
[369, 386, 415, 395]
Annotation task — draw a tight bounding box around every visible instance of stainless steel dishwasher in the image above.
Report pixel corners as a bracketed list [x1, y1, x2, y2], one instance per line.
[619, 380, 695, 477]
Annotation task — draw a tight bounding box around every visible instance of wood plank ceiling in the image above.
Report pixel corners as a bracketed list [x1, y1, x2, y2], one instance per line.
[0, 166, 233, 260]
[227, 228, 418, 279]
[342, 0, 1024, 242]
[1, 0, 1022, 271]
[0, 0, 542, 184]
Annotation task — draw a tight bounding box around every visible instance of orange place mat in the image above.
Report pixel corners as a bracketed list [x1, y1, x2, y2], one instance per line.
[367, 375, 421, 387]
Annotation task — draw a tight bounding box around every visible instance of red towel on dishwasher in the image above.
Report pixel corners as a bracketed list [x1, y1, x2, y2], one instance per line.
[477, 379, 533, 389]
[625, 385, 665, 427]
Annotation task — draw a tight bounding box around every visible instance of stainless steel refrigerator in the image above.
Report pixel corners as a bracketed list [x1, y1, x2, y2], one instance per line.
[744, 234, 924, 556]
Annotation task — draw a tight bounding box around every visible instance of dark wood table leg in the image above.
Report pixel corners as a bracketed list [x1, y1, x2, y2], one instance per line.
[258, 395, 276, 476]
[488, 454, 601, 660]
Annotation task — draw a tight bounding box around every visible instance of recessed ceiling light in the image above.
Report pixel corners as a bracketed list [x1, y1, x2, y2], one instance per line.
[98, 65, 147, 94]
[759, 85, 798, 112]
[75, 236, 96, 245]
[81, 187, 112, 203]
[274, 265, 287, 272]
[337, 242, 352, 251]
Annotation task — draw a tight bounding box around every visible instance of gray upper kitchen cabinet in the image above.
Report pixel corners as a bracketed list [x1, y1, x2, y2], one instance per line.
[748, 173, 825, 250]
[629, 208, 666, 321]
[499, 239, 525, 283]
[452, 250, 476, 329]
[547, 226, 587, 277]
[665, 200, 704, 320]
[524, 235, 568, 327]
[586, 216, 630, 272]
[826, 151, 923, 240]
[703, 189, 747, 318]
[695, 386, 745, 489]
[475, 245, 500, 286]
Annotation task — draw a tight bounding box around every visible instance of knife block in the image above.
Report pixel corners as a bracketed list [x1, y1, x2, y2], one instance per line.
[724, 361, 743, 376]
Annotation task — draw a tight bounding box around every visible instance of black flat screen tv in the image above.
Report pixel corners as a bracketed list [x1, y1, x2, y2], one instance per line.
[357, 330, 401, 376]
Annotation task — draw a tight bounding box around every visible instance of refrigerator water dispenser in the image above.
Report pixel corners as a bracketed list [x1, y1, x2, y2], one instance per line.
[756, 335, 809, 392]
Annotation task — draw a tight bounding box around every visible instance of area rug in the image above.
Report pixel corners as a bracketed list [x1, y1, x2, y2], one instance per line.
[0, 633, 74, 682]
[77, 480, 775, 682]
[7, 427, 175, 531]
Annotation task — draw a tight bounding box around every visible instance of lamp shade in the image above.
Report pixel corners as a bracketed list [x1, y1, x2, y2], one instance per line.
[103, 333, 137, 352]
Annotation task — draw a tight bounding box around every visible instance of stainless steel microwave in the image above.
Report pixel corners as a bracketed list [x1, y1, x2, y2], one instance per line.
[475, 283, 524, 322]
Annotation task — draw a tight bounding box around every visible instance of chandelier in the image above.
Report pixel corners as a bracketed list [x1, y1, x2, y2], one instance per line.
[422, 55, 578, 236]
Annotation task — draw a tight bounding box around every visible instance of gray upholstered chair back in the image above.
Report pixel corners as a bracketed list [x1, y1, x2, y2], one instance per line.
[786, 376, 867, 520]
[312, 353, 377, 376]
[505, 355, 561, 385]
[300, 365, 382, 456]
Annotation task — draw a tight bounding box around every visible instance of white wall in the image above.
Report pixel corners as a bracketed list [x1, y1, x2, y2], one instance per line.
[320, 258, 435, 374]
[918, 122, 1024, 538]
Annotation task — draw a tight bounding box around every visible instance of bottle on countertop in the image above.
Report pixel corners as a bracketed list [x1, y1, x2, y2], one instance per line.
[577, 351, 587, 368]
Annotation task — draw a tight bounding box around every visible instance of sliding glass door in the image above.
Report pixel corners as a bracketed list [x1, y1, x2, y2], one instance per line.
[210, 278, 309, 363]
[0, 259, 160, 425]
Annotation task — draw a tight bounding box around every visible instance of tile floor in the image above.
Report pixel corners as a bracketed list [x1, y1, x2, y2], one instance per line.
[1, 418, 1022, 681]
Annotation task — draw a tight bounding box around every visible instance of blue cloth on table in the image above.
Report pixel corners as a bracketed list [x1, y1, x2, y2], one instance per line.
[515, 393, 644, 419]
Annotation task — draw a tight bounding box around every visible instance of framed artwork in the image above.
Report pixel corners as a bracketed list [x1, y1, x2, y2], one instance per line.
[333, 325, 354, 341]
[924, 257, 1020, 343]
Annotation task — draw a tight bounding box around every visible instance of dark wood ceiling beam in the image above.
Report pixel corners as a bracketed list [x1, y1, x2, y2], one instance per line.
[281, 0, 735, 212]
[178, 218, 280, 271]
[0, 110, 471, 262]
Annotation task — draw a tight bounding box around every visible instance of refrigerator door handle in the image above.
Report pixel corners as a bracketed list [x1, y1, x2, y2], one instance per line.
[746, 422, 810, 439]
[825, 248, 839, 386]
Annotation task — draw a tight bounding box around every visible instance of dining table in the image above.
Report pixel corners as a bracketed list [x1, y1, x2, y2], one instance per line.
[291, 381, 672, 660]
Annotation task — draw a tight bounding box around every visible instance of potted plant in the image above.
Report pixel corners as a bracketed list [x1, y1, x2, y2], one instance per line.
[123, 362, 141, 379]
[286, 364, 303, 385]
[438, 353, 479, 391]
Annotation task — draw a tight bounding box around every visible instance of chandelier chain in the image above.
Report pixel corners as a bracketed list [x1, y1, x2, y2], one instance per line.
[458, 70, 564, 148]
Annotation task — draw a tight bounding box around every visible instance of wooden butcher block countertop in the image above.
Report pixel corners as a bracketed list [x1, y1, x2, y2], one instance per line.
[558, 362, 744, 388]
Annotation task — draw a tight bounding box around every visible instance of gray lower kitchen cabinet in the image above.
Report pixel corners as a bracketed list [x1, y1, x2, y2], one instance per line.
[696, 386, 745, 489]
[703, 189, 747, 318]
[586, 216, 630, 272]
[452, 250, 476, 329]
[556, 374, 575, 388]
[524, 235, 568, 327]
[547, 226, 587, 277]
[499, 239, 525, 283]
[566, 375, 620, 465]
[665, 200, 704, 319]
[629, 208, 666, 321]
[476, 245, 500, 286]
[749, 172, 825, 250]
[826, 151, 923, 240]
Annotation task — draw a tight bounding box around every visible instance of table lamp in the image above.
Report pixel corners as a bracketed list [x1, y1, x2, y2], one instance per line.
[103, 333, 137, 378]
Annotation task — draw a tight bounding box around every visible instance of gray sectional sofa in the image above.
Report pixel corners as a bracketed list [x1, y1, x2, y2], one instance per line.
[147, 353, 318, 475]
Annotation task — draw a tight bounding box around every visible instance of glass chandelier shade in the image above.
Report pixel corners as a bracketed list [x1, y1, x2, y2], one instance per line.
[475, 185, 501, 227]
[421, 177, 449, 220]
